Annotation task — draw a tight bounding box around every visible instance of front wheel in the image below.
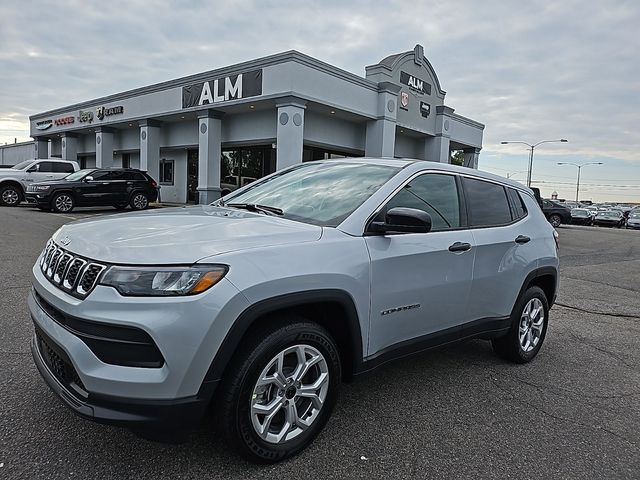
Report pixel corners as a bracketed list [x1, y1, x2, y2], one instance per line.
[492, 286, 549, 363]
[130, 192, 149, 210]
[0, 185, 21, 206]
[549, 214, 562, 227]
[219, 320, 341, 463]
[51, 192, 75, 213]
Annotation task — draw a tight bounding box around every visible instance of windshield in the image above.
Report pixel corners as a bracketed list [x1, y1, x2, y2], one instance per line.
[11, 160, 35, 170]
[64, 169, 94, 181]
[630, 212, 640, 219]
[598, 211, 621, 218]
[221, 162, 401, 226]
[572, 209, 588, 215]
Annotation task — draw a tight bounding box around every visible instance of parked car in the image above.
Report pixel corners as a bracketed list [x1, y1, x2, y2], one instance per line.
[0, 159, 79, 206]
[220, 175, 258, 196]
[29, 159, 559, 463]
[570, 208, 593, 225]
[626, 210, 640, 230]
[25, 168, 159, 213]
[542, 199, 572, 227]
[593, 210, 625, 228]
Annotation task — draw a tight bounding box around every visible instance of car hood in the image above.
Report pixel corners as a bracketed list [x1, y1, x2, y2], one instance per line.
[0, 169, 24, 178]
[52, 205, 323, 264]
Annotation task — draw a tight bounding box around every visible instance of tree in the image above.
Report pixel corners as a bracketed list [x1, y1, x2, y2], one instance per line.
[450, 150, 464, 166]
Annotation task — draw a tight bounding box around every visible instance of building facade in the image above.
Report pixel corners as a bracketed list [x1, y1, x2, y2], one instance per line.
[28, 45, 484, 204]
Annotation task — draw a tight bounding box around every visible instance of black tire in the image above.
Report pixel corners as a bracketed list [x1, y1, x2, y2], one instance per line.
[218, 320, 341, 463]
[51, 192, 75, 213]
[130, 192, 149, 210]
[549, 214, 562, 227]
[113, 204, 128, 210]
[0, 184, 22, 206]
[492, 286, 549, 363]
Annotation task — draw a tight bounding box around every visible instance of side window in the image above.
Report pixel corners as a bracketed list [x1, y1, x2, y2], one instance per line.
[37, 162, 57, 173]
[52, 162, 74, 173]
[90, 170, 109, 181]
[106, 171, 126, 181]
[463, 178, 512, 227]
[507, 188, 527, 220]
[381, 173, 461, 231]
[159, 159, 174, 185]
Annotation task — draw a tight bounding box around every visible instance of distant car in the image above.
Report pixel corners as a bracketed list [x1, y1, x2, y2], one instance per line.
[593, 210, 625, 228]
[570, 208, 593, 225]
[0, 159, 80, 207]
[25, 168, 159, 213]
[542, 199, 571, 227]
[626, 211, 640, 230]
[220, 175, 258, 197]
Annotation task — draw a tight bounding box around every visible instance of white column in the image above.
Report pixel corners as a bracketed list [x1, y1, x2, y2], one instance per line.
[197, 110, 223, 204]
[364, 82, 399, 158]
[275, 97, 306, 170]
[35, 138, 49, 159]
[139, 120, 161, 181]
[61, 134, 78, 161]
[424, 106, 454, 163]
[96, 128, 114, 168]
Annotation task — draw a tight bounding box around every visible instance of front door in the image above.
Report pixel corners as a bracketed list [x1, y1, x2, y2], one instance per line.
[365, 173, 475, 357]
[187, 150, 199, 203]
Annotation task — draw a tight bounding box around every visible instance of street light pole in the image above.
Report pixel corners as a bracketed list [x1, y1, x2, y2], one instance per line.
[557, 162, 603, 203]
[501, 139, 568, 187]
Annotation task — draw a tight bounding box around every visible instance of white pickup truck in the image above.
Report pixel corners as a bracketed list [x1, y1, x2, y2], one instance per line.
[0, 159, 80, 206]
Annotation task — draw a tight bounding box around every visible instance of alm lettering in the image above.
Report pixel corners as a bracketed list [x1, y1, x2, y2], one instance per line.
[198, 75, 243, 105]
[408, 76, 424, 92]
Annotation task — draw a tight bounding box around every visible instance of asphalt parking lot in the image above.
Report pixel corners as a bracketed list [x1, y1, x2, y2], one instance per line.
[1, 207, 638, 479]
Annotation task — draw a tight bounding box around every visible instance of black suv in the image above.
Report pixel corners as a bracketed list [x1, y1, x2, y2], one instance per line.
[542, 199, 571, 227]
[25, 168, 159, 213]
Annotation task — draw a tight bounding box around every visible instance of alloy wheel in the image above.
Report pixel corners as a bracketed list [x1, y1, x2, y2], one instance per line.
[54, 194, 73, 212]
[250, 344, 329, 444]
[133, 194, 148, 209]
[550, 215, 561, 227]
[2, 188, 19, 205]
[519, 298, 545, 352]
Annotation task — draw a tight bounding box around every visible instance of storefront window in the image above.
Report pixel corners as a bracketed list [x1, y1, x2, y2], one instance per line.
[302, 146, 362, 162]
[221, 146, 275, 193]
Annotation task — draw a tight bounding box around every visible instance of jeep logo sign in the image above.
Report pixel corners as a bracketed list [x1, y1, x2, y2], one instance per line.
[400, 71, 431, 96]
[182, 69, 263, 108]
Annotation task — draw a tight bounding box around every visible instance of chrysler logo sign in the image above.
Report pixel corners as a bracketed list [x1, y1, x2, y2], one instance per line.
[182, 69, 263, 108]
[35, 120, 53, 130]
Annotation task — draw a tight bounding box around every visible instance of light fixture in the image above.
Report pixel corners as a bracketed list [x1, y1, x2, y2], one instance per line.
[249, 105, 255, 109]
[128, 123, 133, 127]
[330, 110, 335, 114]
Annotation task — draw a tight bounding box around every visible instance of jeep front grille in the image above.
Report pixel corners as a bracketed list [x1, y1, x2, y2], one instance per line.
[39, 240, 107, 299]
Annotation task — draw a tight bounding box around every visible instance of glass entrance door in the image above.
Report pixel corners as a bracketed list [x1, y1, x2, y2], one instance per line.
[187, 149, 199, 203]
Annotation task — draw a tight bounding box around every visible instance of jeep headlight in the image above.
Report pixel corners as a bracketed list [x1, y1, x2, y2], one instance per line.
[100, 265, 227, 296]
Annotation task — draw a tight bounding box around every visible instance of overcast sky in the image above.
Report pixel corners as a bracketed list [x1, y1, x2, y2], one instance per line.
[1, 0, 639, 201]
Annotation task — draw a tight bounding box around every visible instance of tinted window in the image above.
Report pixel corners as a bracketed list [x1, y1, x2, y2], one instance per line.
[37, 162, 57, 173]
[507, 188, 527, 220]
[105, 170, 126, 181]
[383, 174, 460, 230]
[90, 170, 110, 181]
[52, 162, 74, 173]
[463, 178, 512, 227]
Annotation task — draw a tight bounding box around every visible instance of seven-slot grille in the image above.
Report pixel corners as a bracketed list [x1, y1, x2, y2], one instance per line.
[40, 239, 107, 298]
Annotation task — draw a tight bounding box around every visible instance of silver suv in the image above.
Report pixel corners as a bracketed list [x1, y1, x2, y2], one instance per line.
[0, 159, 79, 206]
[29, 159, 559, 463]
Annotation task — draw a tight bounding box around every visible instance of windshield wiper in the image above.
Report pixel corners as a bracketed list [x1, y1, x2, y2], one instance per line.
[226, 203, 284, 216]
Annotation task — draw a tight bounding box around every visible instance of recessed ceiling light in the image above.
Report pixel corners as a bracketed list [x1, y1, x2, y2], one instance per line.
[128, 123, 133, 127]
[400, 129, 404, 133]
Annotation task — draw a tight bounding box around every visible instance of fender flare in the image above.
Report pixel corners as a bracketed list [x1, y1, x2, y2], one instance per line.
[200, 289, 364, 386]
[516, 266, 558, 309]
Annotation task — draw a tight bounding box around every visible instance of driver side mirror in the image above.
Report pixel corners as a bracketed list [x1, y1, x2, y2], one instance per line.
[27, 164, 39, 173]
[84, 176, 94, 182]
[370, 207, 432, 234]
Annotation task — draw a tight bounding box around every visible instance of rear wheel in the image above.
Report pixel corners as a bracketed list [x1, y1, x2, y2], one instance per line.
[549, 214, 562, 227]
[0, 184, 21, 206]
[492, 286, 549, 363]
[51, 192, 74, 213]
[130, 192, 149, 210]
[219, 320, 341, 463]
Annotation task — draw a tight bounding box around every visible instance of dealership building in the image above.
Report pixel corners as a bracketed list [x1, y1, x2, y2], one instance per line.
[26, 44, 484, 204]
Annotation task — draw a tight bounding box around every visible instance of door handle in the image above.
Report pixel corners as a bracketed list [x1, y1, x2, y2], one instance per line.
[448, 242, 472, 252]
[515, 235, 531, 244]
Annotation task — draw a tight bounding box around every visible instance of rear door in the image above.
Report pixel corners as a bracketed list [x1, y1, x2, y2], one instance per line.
[365, 172, 475, 356]
[463, 178, 535, 321]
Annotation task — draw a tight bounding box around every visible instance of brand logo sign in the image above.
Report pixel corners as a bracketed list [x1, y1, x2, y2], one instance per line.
[96, 105, 124, 121]
[78, 110, 94, 123]
[35, 120, 53, 130]
[182, 69, 263, 108]
[420, 101, 431, 118]
[400, 91, 409, 110]
[400, 71, 431, 96]
[54, 116, 75, 126]
[59, 235, 71, 246]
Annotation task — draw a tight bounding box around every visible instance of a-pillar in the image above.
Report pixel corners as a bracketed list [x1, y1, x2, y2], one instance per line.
[95, 128, 114, 168]
[463, 147, 481, 169]
[424, 106, 454, 163]
[61, 134, 78, 161]
[197, 110, 223, 204]
[365, 82, 400, 158]
[34, 137, 49, 159]
[139, 120, 161, 181]
[276, 97, 306, 170]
